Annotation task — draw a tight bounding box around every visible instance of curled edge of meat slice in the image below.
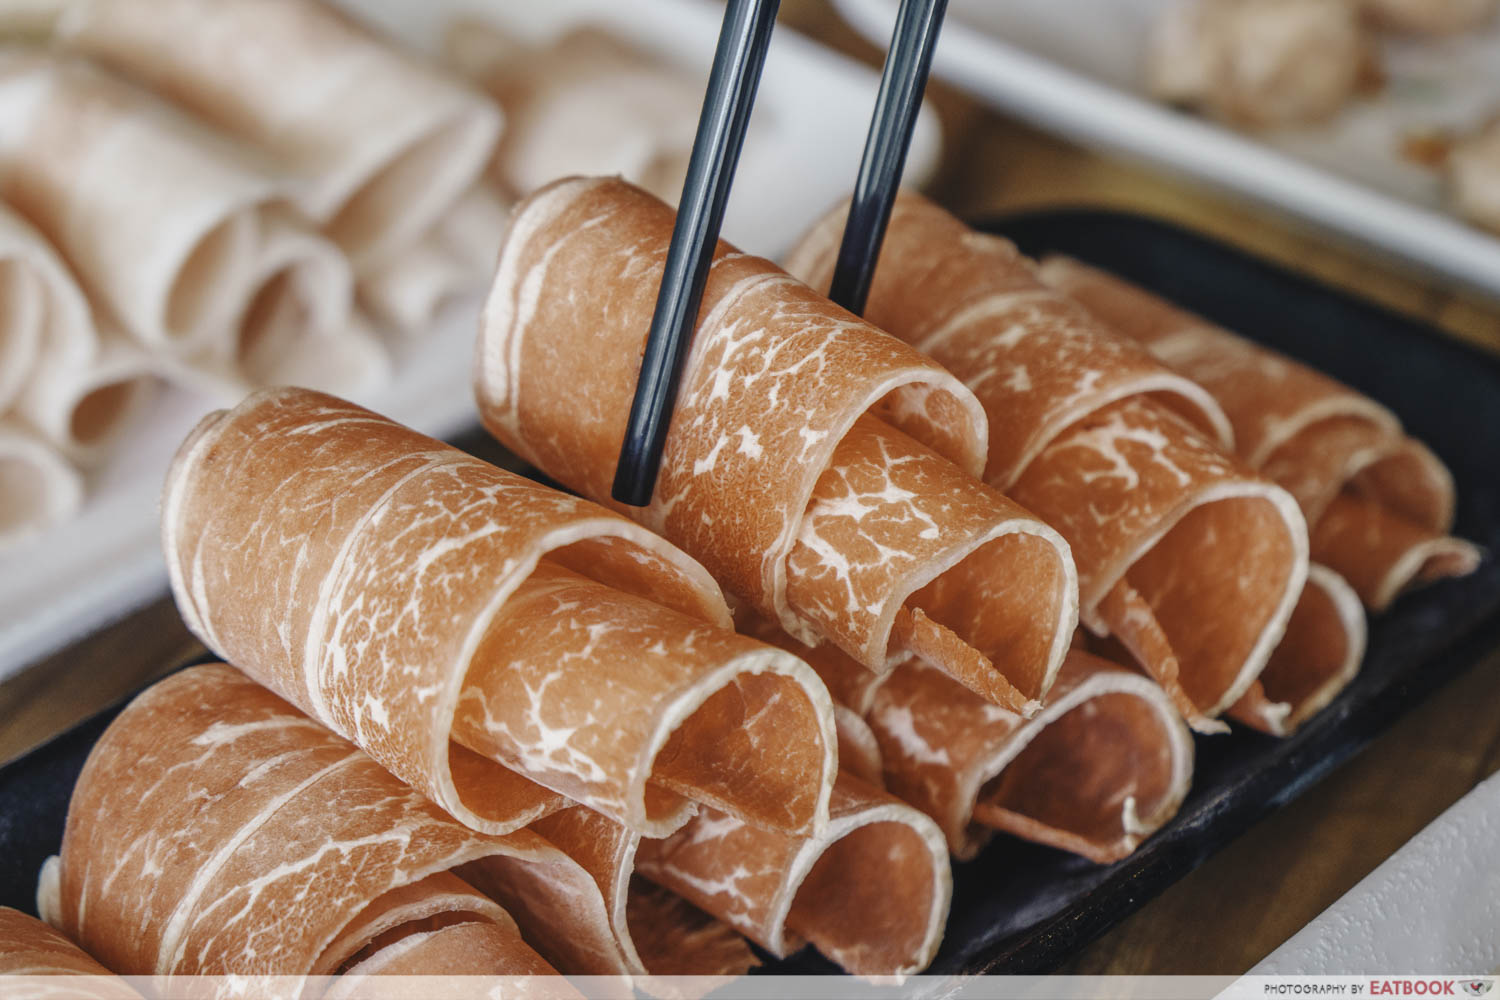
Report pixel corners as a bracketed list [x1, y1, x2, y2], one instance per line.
[750, 613, 1193, 864]
[477, 177, 1076, 713]
[870, 651, 1194, 864]
[1034, 254, 1444, 515]
[1027, 405, 1310, 732]
[0, 906, 141, 999]
[784, 621, 1195, 864]
[789, 412, 1080, 714]
[797, 206, 1307, 732]
[1230, 563, 1367, 736]
[638, 771, 952, 981]
[1037, 254, 1483, 613]
[34, 665, 617, 991]
[466, 805, 759, 993]
[161, 388, 838, 840]
[782, 193, 1236, 489]
[786, 195, 1295, 731]
[1311, 491, 1483, 612]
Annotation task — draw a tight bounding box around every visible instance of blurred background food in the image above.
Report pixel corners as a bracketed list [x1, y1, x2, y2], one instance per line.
[1147, 0, 1500, 233]
[1147, 0, 1377, 128]
[0, 0, 938, 682]
[839, 0, 1500, 297]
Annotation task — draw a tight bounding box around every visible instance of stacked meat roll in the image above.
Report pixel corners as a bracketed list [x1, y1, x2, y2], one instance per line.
[788, 193, 1326, 735]
[1038, 257, 1481, 613]
[518, 772, 952, 979]
[749, 618, 1193, 863]
[161, 386, 836, 840]
[152, 386, 960, 978]
[51, 0, 511, 339]
[637, 771, 950, 978]
[53, 0, 501, 271]
[0, 908, 140, 999]
[0, 204, 97, 544]
[0, 0, 532, 550]
[477, 177, 1078, 716]
[37, 665, 710, 989]
[0, 52, 382, 397]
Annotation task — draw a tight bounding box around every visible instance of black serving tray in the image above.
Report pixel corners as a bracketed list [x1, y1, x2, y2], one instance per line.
[3, 209, 1499, 976]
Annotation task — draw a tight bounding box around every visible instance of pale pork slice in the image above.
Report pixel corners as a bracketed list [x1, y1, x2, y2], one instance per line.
[446, 23, 700, 205]
[0, 418, 82, 547]
[37, 665, 617, 995]
[0, 54, 357, 372]
[204, 207, 387, 398]
[0, 906, 140, 999]
[160, 387, 836, 837]
[638, 771, 952, 979]
[0, 202, 93, 416]
[16, 332, 159, 466]
[788, 194, 1308, 733]
[1145, 0, 1370, 128]
[358, 186, 512, 335]
[1450, 116, 1500, 235]
[0, 113, 160, 476]
[1039, 255, 1481, 612]
[1361, 0, 1498, 34]
[55, 0, 502, 268]
[477, 177, 1078, 714]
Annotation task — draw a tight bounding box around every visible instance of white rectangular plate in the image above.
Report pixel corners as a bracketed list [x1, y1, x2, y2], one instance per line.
[0, 0, 940, 683]
[837, 0, 1500, 296]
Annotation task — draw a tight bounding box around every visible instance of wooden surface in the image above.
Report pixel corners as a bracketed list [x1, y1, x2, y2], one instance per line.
[4, 0, 1500, 978]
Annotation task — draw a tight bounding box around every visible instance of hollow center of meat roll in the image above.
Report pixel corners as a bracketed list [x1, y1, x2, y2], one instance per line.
[0, 260, 39, 395]
[69, 379, 148, 447]
[451, 558, 830, 834]
[1253, 570, 1357, 712]
[313, 871, 530, 978]
[787, 413, 1071, 712]
[1310, 491, 1481, 610]
[237, 269, 307, 369]
[323, 116, 483, 258]
[333, 911, 492, 975]
[784, 813, 942, 978]
[625, 876, 758, 977]
[0, 452, 52, 531]
[1111, 494, 1302, 716]
[972, 691, 1179, 852]
[165, 211, 254, 342]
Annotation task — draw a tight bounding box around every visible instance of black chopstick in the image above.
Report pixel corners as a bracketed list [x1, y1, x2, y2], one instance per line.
[827, 0, 948, 316]
[611, 0, 780, 507]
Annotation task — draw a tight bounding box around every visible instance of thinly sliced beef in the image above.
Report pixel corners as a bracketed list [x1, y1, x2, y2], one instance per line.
[160, 387, 836, 838]
[788, 194, 1309, 733]
[477, 177, 1078, 713]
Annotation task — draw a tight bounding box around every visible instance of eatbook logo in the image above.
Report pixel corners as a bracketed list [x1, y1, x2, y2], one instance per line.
[1461, 981, 1494, 997]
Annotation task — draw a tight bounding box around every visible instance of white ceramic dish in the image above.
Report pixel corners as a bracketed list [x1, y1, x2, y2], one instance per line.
[837, 0, 1500, 296]
[0, 0, 941, 682]
[1253, 767, 1500, 975]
